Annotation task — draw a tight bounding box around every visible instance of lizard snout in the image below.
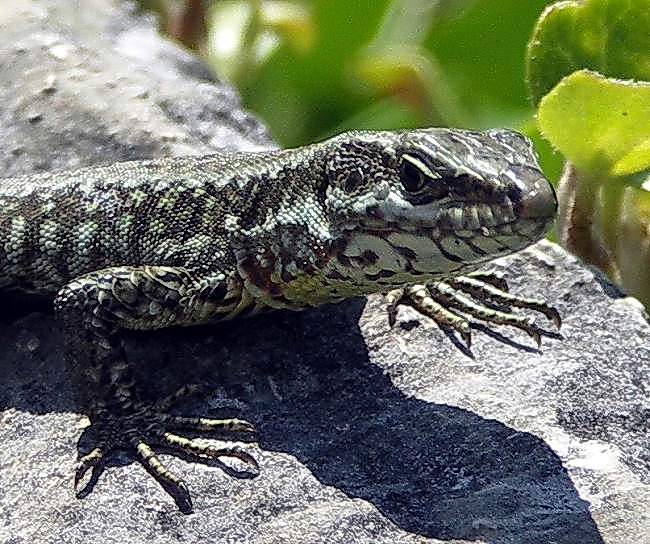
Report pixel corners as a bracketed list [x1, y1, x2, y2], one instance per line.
[507, 164, 557, 223]
[518, 177, 557, 222]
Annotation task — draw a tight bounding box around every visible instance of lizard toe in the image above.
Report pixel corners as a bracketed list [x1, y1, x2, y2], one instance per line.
[77, 402, 258, 511]
[75, 446, 106, 498]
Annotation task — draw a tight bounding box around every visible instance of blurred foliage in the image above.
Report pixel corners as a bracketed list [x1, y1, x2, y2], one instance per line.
[529, 0, 650, 305]
[136, 0, 561, 179]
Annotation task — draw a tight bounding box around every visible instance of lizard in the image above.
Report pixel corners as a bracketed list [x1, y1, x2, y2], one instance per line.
[0, 127, 560, 512]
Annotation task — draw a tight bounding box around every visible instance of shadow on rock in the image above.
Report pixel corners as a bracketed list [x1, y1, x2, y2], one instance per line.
[214, 301, 604, 544]
[2, 298, 604, 543]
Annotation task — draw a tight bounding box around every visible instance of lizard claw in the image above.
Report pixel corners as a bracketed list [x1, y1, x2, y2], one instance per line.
[385, 288, 404, 327]
[75, 446, 105, 497]
[458, 323, 472, 349]
[526, 326, 542, 347]
[136, 441, 194, 513]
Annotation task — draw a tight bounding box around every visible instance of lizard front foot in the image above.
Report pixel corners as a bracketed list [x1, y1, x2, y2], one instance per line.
[75, 405, 258, 513]
[55, 265, 261, 511]
[386, 270, 561, 348]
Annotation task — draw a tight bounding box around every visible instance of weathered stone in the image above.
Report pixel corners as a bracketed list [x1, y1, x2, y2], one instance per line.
[0, 1, 647, 543]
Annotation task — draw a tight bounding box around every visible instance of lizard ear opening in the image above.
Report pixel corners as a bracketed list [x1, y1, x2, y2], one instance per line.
[325, 137, 390, 196]
[344, 170, 364, 192]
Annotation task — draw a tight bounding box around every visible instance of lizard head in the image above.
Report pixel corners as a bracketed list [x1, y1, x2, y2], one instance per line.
[323, 127, 556, 288]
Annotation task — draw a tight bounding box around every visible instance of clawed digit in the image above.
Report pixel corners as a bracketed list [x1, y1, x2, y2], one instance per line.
[74, 408, 258, 512]
[387, 272, 560, 348]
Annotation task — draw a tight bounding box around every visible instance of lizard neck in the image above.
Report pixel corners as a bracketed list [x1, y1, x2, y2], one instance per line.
[231, 142, 339, 310]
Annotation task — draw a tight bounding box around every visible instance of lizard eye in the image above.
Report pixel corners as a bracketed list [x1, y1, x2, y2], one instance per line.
[399, 154, 431, 193]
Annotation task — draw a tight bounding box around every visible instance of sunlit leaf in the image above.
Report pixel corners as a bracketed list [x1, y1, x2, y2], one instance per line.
[527, 0, 650, 105]
[538, 70, 650, 177]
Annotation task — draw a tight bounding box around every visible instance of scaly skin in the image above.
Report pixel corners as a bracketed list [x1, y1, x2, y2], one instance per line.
[0, 127, 559, 511]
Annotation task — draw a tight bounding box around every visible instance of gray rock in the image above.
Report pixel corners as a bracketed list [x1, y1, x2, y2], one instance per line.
[0, 0, 272, 179]
[0, 1, 648, 543]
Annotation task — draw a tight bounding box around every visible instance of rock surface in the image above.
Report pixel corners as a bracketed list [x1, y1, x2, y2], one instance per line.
[0, 2, 648, 543]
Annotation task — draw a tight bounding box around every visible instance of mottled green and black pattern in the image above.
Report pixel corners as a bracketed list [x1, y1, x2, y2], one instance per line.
[0, 127, 560, 512]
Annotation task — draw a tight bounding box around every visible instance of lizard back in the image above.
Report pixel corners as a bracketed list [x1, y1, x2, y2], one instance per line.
[0, 150, 325, 295]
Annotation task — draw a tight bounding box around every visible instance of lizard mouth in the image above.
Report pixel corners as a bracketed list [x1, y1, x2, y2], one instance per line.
[342, 197, 554, 276]
[358, 199, 550, 238]
[333, 215, 549, 283]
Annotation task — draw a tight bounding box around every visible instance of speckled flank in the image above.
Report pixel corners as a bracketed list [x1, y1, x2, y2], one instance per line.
[0, 127, 559, 511]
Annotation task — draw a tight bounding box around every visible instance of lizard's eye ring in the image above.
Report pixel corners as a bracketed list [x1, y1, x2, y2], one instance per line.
[399, 153, 431, 193]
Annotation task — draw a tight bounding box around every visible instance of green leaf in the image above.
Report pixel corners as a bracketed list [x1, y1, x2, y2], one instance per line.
[527, 0, 650, 105]
[537, 70, 650, 176]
